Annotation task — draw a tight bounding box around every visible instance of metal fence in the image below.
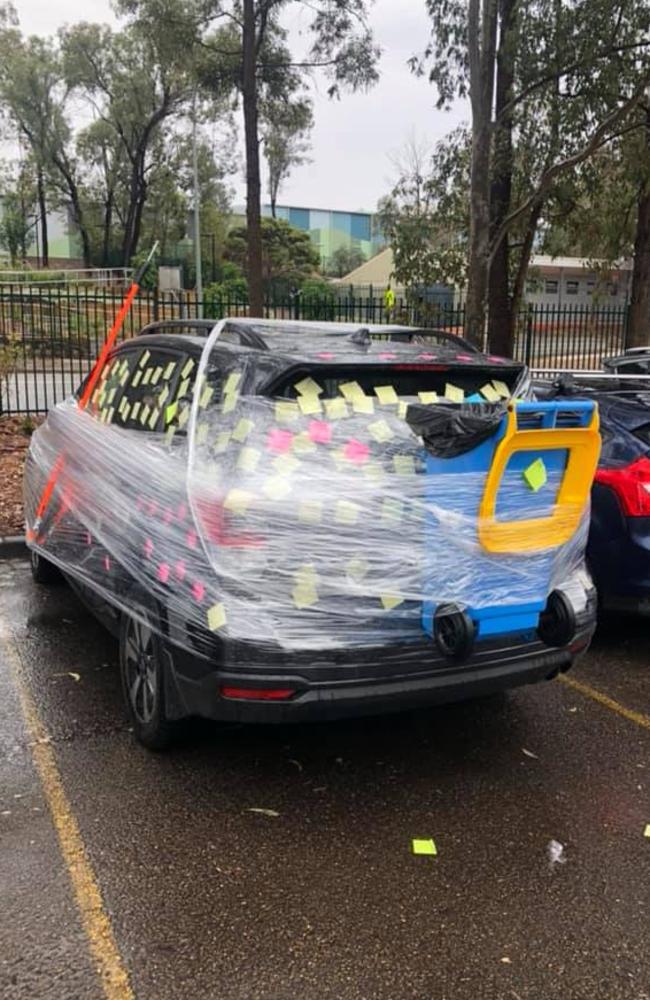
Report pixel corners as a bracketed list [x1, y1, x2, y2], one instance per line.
[0, 285, 630, 415]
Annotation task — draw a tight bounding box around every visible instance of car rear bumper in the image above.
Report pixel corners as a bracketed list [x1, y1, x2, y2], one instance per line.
[164, 609, 595, 723]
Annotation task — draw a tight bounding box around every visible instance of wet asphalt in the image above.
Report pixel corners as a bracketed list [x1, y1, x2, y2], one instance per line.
[1, 558, 650, 1000]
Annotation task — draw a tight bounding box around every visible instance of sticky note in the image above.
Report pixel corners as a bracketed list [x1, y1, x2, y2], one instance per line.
[339, 381, 364, 401]
[223, 371, 241, 395]
[142, 367, 153, 386]
[292, 432, 317, 454]
[263, 476, 292, 501]
[393, 455, 415, 475]
[158, 387, 169, 407]
[273, 453, 301, 476]
[644, 824, 650, 838]
[363, 462, 385, 484]
[224, 489, 254, 514]
[367, 419, 394, 443]
[298, 394, 322, 416]
[480, 383, 501, 402]
[237, 447, 260, 472]
[412, 838, 437, 856]
[523, 458, 547, 492]
[353, 394, 374, 415]
[107, 386, 117, 404]
[164, 425, 175, 445]
[308, 420, 332, 445]
[343, 439, 370, 464]
[148, 408, 160, 431]
[118, 396, 128, 415]
[445, 383, 464, 402]
[151, 366, 163, 385]
[131, 401, 140, 421]
[418, 391, 438, 404]
[138, 349, 151, 368]
[492, 379, 510, 398]
[324, 397, 348, 420]
[267, 428, 293, 453]
[335, 500, 360, 525]
[132, 370, 142, 388]
[181, 358, 195, 378]
[298, 499, 323, 524]
[119, 367, 130, 386]
[199, 385, 214, 408]
[275, 401, 299, 423]
[294, 376, 323, 397]
[398, 401, 408, 419]
[346, 557, 369, 582]
[215, 431, 231, 453]
[178, 406, 190, 429]
[292, 583, 318, 609]
[196, 422, 209, 444]
[374, 385, 398, 405]
[232, 418, 254, 442]
[380, 593, 403, 611]
[163, 361, 176, 380]
[222, 390, 239, 415]
[381, 498, 403, 524]
[295, 564, 318, 586]
[207, 602, 227, 632]
[140, 404, 150, 426]
[165, 401, 178, 424]
[177, 378, 191, 399]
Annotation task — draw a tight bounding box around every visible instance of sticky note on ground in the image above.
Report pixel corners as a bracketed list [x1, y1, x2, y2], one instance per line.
[523, 457, 547, 492]
[412, 838, 437, 856]
[644, 824, 650, 838]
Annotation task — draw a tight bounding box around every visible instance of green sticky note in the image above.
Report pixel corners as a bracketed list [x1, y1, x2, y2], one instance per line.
[165, 401, 178, 424]
[412, 838, 437, 856]
[523, 458, 547, 492]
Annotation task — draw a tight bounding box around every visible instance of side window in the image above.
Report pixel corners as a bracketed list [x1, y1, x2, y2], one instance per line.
[114, 348, 193, 433]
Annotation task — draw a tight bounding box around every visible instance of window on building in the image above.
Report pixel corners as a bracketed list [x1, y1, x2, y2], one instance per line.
[545, 279, 559, 294]
[566, 280, 579, 295]
[586, 281, 595, 296]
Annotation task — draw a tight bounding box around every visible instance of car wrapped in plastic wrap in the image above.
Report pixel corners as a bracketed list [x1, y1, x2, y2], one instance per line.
[24, 319, 601, 747]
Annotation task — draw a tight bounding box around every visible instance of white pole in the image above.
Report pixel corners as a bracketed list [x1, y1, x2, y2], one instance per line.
[192, 94, 203, 319]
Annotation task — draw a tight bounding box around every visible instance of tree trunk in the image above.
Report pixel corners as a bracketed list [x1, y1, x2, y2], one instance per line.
[627, 109, 650, 347]
[36, 167, 49, 268]
[102, 190, 114, 266]
[465, 0, 499, 348]
[242, 0, 264, 317]
[487, 0, 516, 355]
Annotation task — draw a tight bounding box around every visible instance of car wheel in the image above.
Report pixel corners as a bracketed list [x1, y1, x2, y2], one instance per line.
[29, 549, 63, 585]
[119, 605, 179, 751]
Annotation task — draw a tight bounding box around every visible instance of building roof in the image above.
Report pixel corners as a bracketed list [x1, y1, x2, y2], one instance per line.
[332, 247, 395, 286]
[529, 254, 632, 272]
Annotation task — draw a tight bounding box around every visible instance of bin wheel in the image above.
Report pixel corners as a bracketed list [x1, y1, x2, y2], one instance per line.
[433, 604, 476, 661]
[538, 590, 576, 648]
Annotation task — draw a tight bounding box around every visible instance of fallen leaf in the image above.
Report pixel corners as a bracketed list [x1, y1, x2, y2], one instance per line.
[68, 672, 81, 683]
[500, 957, 512, 965]
[247, 808, 280, 818]
[522, 748, 538, 759]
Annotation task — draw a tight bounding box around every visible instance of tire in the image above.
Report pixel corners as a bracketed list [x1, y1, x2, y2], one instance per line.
[119, 604, 180, 751]
[29, 549, 63, 585]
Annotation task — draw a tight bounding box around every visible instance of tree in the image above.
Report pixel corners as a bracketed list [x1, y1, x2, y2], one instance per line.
[224, 216, 319, 297]
[262, 94, 312, 217]
[0, 171, 33, 264]
[119, 0, 379, 316]
[325, 245, 368, 279]
[416, 0, 650, 352]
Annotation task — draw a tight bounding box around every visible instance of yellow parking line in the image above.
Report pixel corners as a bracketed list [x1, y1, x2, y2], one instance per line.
[0, 630, 133, 1000]
[559, 673, 650, 733]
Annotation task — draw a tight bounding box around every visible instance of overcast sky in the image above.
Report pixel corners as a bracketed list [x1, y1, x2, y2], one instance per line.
[12, 0, 467, 213]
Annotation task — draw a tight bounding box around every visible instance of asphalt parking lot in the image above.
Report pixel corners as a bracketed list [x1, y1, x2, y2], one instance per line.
[1, 558, 650, 1000]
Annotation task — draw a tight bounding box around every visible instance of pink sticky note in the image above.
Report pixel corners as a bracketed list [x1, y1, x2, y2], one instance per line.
[146, 499, 158, 516]
[267, 428, 294, 453]
[157, 562, 170, 583]
[343, 438, 370, 464]
[456, 353, 474, 361]
[135, 496, 144, 511]
[104, 555, 111, 572]
[176, 502, 188, 522]
[85, 531, 92, 546]
[162, 507, 174, 525]
[378, 352, 397, 360]
[418, 353, 436, 360]
[186, 529, 198, 550]
[143, 538, 154, 558]
[308, 420, 332, 445]
[191, 580, 205, 602]
[317, 352, 335, 360]
[174, 560, 186, 582]
[488, 355, 506, 364]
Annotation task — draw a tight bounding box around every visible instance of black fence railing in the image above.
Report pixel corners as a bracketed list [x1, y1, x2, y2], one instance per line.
[0, 286, 629, 415]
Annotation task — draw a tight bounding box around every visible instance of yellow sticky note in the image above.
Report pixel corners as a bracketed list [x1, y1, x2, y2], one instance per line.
[295, 563, 318, 586]
[445, 383, 464, 402]
[480, 383, 501, 402]
[353, 394, 374, 415]
[339, 381, 364, 401]
[363, 461, 385, 484]
[263, 476, 292, 501]
[224, 489, 254, 514]
[164, 424, 175, 446]
[107, 386, 117, 404]
[119, 367, 130, 386]
[412, 838, 437, 856]
[298, 394, 322, 416]
[224, 371, 242, 395]
[368, 419, 394, 443]
[215, 431, 231, 453]
[374, 385, 399, 405]
[196, 422, 209, 445]
[381, 498, 403, 524]
[148, 408, 160, 431]
[275, 401, 299, 423]
[121, 402, 131, 422]
[118, 396, 128, 415]
[346, 557, 369, 582]
[295, 376, 323, 397]
[324, 397, 348, 420]
[492, 379, 510, 399]
[393, 455, 415, 476]
[151, 366, 163, 385]
[138, 349, 151, 368]
[298, 499, 323, 524]
[222, 390, 239, 415]
[335, 500, 360, 525]
[232, 418, 254, 442]
[132, 370, 142, 388]
[199, 385, 214, 408]
[380, 593, 403, 611]
[207, 602, 227, 632]
[292, 583, 318, 609]
[644, 824, 650, 838]
[131, 401, 140, 421]
[163, 361, 176, 380]
[142, 367, 152, 386]
[273, 453, 301, 476]
[140, 404, 150, 426]
[237, 447, 260, 472]
[178, 405, 190, 429]
[177, 378, 191, 399]
[418, 391, 438, 404]
[293, 432, 317, 454]
[181, 358, 195, 378]
[398, 401, 408, 419]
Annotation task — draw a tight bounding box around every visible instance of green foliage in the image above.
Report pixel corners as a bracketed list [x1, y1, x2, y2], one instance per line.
[224, 217, 320, 296]
[324, 246, 367, 278]
[130, 246, 161, 290]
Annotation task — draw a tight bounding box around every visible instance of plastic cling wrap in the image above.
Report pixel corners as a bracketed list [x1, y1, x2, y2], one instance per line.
[24, 322, 600, 668]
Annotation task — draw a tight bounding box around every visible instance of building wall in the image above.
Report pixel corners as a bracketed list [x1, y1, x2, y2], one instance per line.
[259, 204, 384, 268]
[0, 198, 81, 264]
[524, 260, 632, 309]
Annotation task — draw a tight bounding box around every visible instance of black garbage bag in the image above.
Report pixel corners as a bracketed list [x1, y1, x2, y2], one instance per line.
[406, 402, 507, 458]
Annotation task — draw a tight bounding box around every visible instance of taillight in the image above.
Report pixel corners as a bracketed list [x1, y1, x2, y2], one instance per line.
[595, 456, 650, 516]
[194, 498, 265, 548]
[219, 686, 295, 701]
